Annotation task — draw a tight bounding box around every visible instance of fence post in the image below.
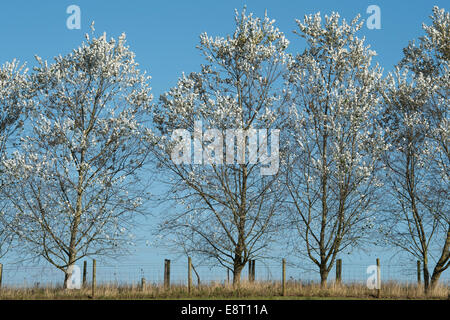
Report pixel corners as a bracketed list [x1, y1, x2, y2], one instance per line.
[252, 260, 256, 283]
[188, 257, 192, 294]
[248, 260, 252, 283]
[376, 258, 381, 298]
[141, 277, 146, 291]
[336, 259, 342, 285]
[0, 263, 3, 288]
[82, 261, 87, 288]
[282, 258, 286, 296]
[227, 268, 230, 285]
[164, 259, 171, 289]
[417, 260, 421, 285]
[92, 259, 96, 298]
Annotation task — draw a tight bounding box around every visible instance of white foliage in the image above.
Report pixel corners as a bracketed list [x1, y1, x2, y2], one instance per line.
[1, 32, 153, 269]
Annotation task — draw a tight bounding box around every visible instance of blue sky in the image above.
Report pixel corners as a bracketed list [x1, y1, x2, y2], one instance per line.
[1, 0, 448, 97]
[0, 1, 448, 285]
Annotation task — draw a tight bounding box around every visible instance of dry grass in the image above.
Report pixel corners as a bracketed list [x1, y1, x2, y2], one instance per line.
[0, 281, 448, 300]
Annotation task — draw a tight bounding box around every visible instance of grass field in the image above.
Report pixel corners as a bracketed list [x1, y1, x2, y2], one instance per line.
[0, 281, 448, 300]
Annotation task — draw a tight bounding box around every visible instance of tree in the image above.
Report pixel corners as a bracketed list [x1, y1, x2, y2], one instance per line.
[0, 31, 153, 287]
[381, 7, 449, 293]
[284, 12, 385, 287]
[151, 8, 290, 286]
[0, 60, 33, 259]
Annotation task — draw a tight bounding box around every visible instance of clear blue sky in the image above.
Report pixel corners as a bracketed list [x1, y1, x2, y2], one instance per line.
[1, 0, 448, 97]
[0, 1, 448, 285]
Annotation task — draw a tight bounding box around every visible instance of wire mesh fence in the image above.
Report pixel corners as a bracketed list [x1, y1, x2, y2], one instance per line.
[1, 258, 449, 289]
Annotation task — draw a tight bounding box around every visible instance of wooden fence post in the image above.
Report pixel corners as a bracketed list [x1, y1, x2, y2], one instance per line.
[188, 257, 192, 294]
[82, 261, 87, 288]
[248, 260, 253, 283]
[227, 268, 230, 285]
[417, 260, 421, 285]
[92, 259, 96, 298]
[252, 260, 256, 282]
[376, 258, 381, 298]
[282, 258, 286, 296]
[0, 263, 3, 288]
[164, 259, 171, 289]
[141, 277, 146, 291]
[336, 259, 342, 285]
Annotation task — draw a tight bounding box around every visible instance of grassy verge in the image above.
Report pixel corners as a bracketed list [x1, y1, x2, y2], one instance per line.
[0, 281, 448, 300]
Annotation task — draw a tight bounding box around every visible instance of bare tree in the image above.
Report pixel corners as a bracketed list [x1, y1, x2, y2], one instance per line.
[151, 8, 290, 286]
[284, 12, 386, 287]
[0, 31, 153, 287]
[381, 7, 449, 293]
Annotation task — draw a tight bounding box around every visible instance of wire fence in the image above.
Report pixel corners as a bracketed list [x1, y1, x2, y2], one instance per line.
[1, 258, 449, 288]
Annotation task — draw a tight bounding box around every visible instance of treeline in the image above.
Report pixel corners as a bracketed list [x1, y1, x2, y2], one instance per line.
[0, 7, 448, 293]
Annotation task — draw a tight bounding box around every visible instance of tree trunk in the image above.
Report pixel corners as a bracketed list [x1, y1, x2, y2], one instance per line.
[63, 271, 70, 289]
[423, 261, 430, 294]
[429, 270, 443, 292]
[63, 252, 76, 289]
[232, 162, 247, 288]
[233, 264, 244, 287]
[320, 266, 328, 288]
[429, 226, 450, 292]
[64, 152, 84, 290]
[63, 264, 74, 289]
